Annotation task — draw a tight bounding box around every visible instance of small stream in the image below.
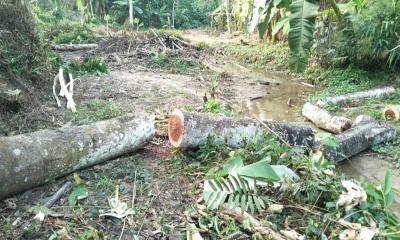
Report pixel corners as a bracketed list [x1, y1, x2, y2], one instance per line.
[228, 64, 400, 214]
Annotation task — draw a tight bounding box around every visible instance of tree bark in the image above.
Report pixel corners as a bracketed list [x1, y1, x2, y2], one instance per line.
[324, 115, 396, 162]
[302, 102, 352, 134]
[0, 114, 155, 200]
[168, 109, 315, 149]
[50, 44, 99, 51]
[316, 86, 395, 107]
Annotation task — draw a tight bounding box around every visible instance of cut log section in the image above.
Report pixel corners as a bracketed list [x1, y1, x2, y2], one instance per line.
[316, 86, 395, 107]
[50, 44, 99, 51]
[0, 114, 155, 200]
[324, 115, 396, 162]
[383, 105, 400, 121]
[302, 102, 352, 134]
[168, 109, 315, 149]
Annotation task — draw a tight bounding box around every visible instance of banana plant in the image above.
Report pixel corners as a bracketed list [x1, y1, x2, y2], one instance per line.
[203, 155, 297, 213]
[287, 0, 319, 73]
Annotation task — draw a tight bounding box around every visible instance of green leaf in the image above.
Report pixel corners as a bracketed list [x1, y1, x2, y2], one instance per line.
[272, 17, 290, 35]
[271, 165, 299, 181]
[384, 169, 393, 196]
[68, 185, 88, 207]
[236, 160, 280, 182]
[288, 0, 319, 73]
[248, 195, 255, 214]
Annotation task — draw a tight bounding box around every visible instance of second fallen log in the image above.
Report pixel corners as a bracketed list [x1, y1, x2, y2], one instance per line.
[324, 115, 396, 162]
[168, 109, 315, 149]
[0, 114, 155, 200]
[302, 102, 352, 134]
[50, 43, 99, 51]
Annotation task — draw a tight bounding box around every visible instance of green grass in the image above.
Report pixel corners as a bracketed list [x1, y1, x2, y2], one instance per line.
[67, 56, 108, 76]
[64, 99, 121, 125]
[222, 42, 289, 70]
[38, 20, 97, 44]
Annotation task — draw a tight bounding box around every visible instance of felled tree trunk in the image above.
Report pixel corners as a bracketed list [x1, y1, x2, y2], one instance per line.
[324, 115, 396, 162]
[302, 102, 352, 134]
[0, 114, 155, 200]
[50, 44, 99, 51]
[317, 86, 395, 107]
[168, 109, 315, 149]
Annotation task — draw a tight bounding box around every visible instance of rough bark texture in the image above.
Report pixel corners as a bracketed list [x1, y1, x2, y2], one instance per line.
[324, 115, 396, 162]
[317, 86, 395, 107]
[168, 109, 315, 149]
[50, 44, 99, 51]
[302, 102, 352, 134]
[0, 114, 155, 200]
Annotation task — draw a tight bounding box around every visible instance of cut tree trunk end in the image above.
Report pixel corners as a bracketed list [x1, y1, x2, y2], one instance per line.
[324, 115, 396, 162]
[302, 102, 352, 134]
[50, 44, 99, 51]
[383, 105, 400, 121]
[317, 86, 395, 107]
[0, 114, 155, 200]
[168, 109, 315, 149]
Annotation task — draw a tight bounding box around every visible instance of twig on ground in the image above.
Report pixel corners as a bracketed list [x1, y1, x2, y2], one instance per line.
[118, 219, 126, 240]
[44, 181, 72, 208]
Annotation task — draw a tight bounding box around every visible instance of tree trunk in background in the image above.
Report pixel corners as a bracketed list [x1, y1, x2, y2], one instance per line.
[168, 109, 315, 149]
[51, 43, 99, 51]
[225, 0, 231, 33]
[302, 102, 352, 134]
[129, 0, 133, 26]
[324, 115, 396, 162]
[0, 114, 155, 200]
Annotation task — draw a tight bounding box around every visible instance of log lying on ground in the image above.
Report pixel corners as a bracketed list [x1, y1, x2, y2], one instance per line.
[317, 86, 395, 107]
[383, 105, 400, 121]
[0, 114, 155, 200]
[302, 102, 352, 134]
[50, 43, 99, 51]
[168, 109, 315, 149]
[324, 115, 396, 162]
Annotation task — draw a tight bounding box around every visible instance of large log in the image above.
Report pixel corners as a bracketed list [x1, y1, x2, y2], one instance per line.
[302, 102, 351, 134]
[324, 115, 396, 162]
[317, 86, 395, 107]
[50, 43, 99, 51]
[0, 114, 155, 200]
[168, 109, 315, 149]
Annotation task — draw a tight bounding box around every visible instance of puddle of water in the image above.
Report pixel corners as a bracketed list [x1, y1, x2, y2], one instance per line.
[237, 70, 314, 122]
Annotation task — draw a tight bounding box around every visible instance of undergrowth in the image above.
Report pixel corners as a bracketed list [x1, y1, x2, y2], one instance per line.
[38, 21, 97, 44]
[151, 51, 202, 75]
[222, 42, 289, 71]
[65, 99, 121, 125]
[169, 134, 400, 239]
[66, 56, 108, 76]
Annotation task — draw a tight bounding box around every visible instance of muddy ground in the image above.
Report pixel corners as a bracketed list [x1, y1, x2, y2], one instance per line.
[1, 29, 399, 239]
